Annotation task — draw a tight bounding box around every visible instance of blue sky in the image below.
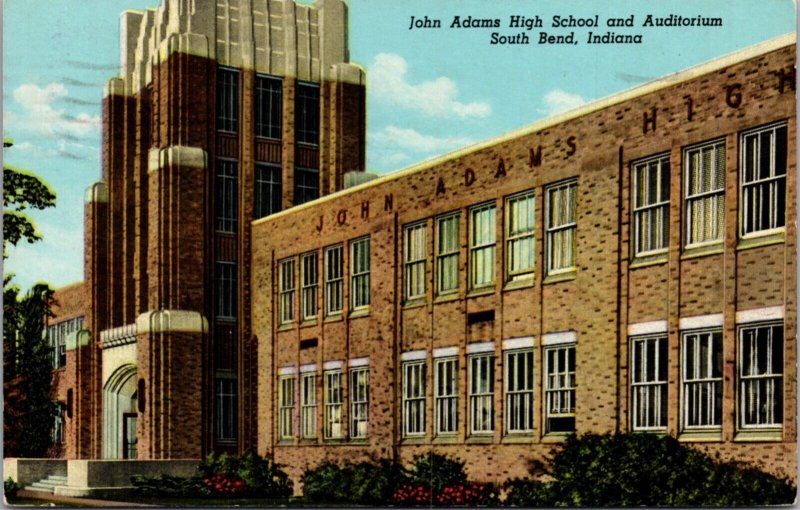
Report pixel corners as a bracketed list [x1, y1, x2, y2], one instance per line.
[2, 0, 796, 290]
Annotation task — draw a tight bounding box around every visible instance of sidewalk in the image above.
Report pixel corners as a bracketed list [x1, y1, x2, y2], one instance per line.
[11, 489, 158, 507]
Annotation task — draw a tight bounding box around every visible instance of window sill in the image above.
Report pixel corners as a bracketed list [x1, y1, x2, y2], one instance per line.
[541, 433, 572, 443]
[465, 435, 494, 444]
[323, 314, 343, 324]
[434, 293, 460, 304]
[402, 298, 427, 310]
[254, 135, 281, 142]
[277, 323, 294, 332]
[733, 429, 782, 442]
[299, 438, 318, 444]
[349, 308, 370, 319]
[400, 436, 427, 445]
[737, 231, 785, 251]
[501, 434, 535, 444]
[681, 243, 723, 260]
[631, 428, 667, 436]
[299, 319, 318, 328]
[678, 430, 722, 442]
[349, 438, 369, 445]
[276, 440, 294, 446]
[216, 439, 237, 446]
[503, 277, 534, 291]
[542, 269, 576, 285]
[630, 253, 668, 269]
[432, 435, 459, 444]
[322, 437, 345, 444]
[466, 287, 495, 298]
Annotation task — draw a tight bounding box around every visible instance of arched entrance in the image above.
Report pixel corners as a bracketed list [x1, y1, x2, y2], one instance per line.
[102, 364, 138, 459]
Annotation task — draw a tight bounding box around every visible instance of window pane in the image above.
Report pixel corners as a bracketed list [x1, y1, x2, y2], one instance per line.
[255, 75, 282, 139]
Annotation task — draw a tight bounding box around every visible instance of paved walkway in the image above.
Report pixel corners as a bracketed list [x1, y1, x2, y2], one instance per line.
[13, 489, 157, 507]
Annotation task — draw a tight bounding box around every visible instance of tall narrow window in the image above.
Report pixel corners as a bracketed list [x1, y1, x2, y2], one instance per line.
[740, 123, 787, 237]
[52, 403, 65, 445]
[469, 354, 494, 435]
[324, 370, 343, 439]
[632, 155, 670, 257]
[217, 68, 239, 132]
[296, 83, 320, 145]
[350, 367, 369, 438]
[300, 372, 317, 439]
[254, 163, 281, 219]
[545, 180, 577, 275]
[435, 357, 458, 435]
[216, 159, 237, 233]
[681, 330, 722, 430]
[301, 252, 318, 321]
[402, 361, 426, 436]
[545, 344, 575, 433]
[404, 223, 427, 300]
[350, 237, 370, 310]
[255, 74, 282, 139]
[324, 245, 343, 316]
[630, 336, 667, 431]
[739, 323, 783, 428]
[279, 259, 295, 324]
[685, 140, 725, 246]
[506, 191, 535, 281]
[216, 261, 236, 319]
[215, 376, 237, 441]
[469, 203, 496, 289]
[505, 349, 534, 433]
[278, 375, 296, 440]
[436, 213, 460, 295]
[294, 166, 319, 205]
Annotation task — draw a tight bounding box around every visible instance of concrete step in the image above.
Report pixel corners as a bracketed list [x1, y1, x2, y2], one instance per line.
[24, 474, 69, 494]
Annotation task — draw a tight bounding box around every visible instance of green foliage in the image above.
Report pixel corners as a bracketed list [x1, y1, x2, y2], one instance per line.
[4, 478, 20, 499]
[406, 452, 467, 494]
[2, 163, 56, 254]
[198, 451, 292, 498]
[131, 474, 205, 498]
[3, 281, 56, 457]
[302, 459, 403, 504]
[503, 433, 796, 507]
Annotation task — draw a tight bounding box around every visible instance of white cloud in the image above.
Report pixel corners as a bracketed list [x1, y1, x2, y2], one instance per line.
[9, 83, 100, 140]
[538, 89, 587, 116]
[371, 125, 473, 153]
[370, 53, 491, 119]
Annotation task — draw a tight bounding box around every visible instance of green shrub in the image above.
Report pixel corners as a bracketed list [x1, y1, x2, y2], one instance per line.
[131, 474, 204, 498]
[199, 451, 293, 498]
[302, 459, 403, 504]
[406, 452, 467, 494]
[4, 478, 20, 499]
[503, 478, 553, 507]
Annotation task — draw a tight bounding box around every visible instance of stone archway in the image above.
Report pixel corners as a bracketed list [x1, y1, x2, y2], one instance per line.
[102, 364, 137, 459]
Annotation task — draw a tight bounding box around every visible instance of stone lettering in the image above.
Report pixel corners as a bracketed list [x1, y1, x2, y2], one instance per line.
[683, 95, 694, 122]
[725, 84, 742, 108]
[566, 135, 577, 156]
[337, 209, 347, 225]
[529, 146, 543, 167]
[436, 177, 447, 196]
[464, 168, 476, 186]
[384, 193, 394, 211]
[495, 157, 507, 178]
[361, 200, 369, 219]
[643, 107, 657, 134]
[776, 67, 796, 93]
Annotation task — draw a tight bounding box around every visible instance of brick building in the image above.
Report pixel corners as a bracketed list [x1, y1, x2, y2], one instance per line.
[43, 0, 795, 492]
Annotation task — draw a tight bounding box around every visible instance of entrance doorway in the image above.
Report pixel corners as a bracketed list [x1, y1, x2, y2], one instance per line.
[102, 365, 138, 459]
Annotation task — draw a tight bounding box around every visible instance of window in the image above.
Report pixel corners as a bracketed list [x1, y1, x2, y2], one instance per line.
[404, 223, 427, 300]
[505, 350, 533, 433]
[255, 75, 282, 139]
[681, 330, 722, 430]
[350, 237, 370, 309]
[434, 357, 458, 435]
[324, 370, 343, 439]
[436, 213, 460, 295]
[403, 361, 426, 436]
[469, 354, 494, 434]
[630, 336, 667, 431]
[685, 140, 725, 246]
[544, 344, 575, 433]
[216, 159, 237, 233]
[632, 155, 670, 257]
[545, 180, 577, 275]
[738, 323, 783, 428]
[279, 259, 295, 324]
[301, 252, 318, 321]
[506, 191, 535, 281]
[324, 245, 343, 316]
[350, 367, 369, 438]
[217, 68, 239, 132]
[47, 317, 82, 369]
[740, 123, 787, 237]
[296, 82, 319, 145]
[278, 375, 296, 440]
[254, 163, 281, 219]
[469, 203, 496, 289]
[216, 261, 236, 320]
[294, 166, 319, 205]
[215, 377, 237, 441]
[300, 372, 317, 438]
[52, 403, 65, 445]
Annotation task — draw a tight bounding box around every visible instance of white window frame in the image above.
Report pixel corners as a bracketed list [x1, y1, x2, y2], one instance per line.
[434, 357, 458, 435]
[323, 370, 343, 439]
[684, 139, 726, 247]
[404, 222, 427, 301]
[469, 203, 496, 289]
[436, 213, 460, 295]
[324, 245, 343, 316]
[350, 367, 369, 438]
[402, 361, 426, 437]
[300, 252, 318, 321]
[279, 258, 295, 324]
[738, 322, 783, 430]
[739, 122, 787, 238]
[630, 335, 668, 431]
[468, 354, 494, 435]
[278, 375, 296, 440]
[505, 191, 535, 281]
[504, 349, 534, 434]
[300, 372, 317, 439]
[350, 237, 370, 310]
[544, 344, 576, 434]
[632, 154, 670, 258]
[681, 329, 723, 431]
[215, 375, 237, 441]
[544, 180, 577, 275]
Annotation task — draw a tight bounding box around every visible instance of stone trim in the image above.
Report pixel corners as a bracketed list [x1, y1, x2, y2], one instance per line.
[348, 357, 369, 367]
[300, 363, 317, 373]
[542, 331, 576, 346]
[467, 341, 495, 354]
[323, 360, 343, 370]
[433, 346, 458, 358]
[84, 182, 109, 204]
[628, 320, 669, 337]
[135, 310, 208, 335]
[502, 336, 534, 351]
[100, 324, 137, 349]
[148, 146, 208, 172]
[735, 306, 784, 324]
[65, 330, 91, 351]
[679, 313, 724, 330]
[401, 350, 426, 362]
